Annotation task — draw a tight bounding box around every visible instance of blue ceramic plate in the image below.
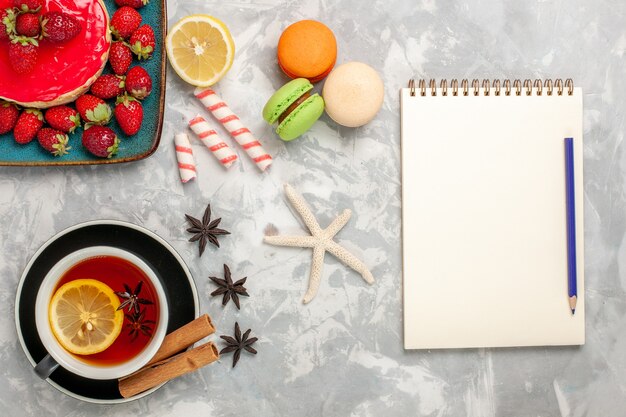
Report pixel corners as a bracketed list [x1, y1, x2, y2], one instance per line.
[0, 0, 166, 166]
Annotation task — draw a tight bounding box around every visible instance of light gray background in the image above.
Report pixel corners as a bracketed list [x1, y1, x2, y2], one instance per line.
[1, 0, 624, 415]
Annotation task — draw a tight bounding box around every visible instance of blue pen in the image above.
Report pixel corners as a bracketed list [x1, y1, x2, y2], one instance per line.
[565, 138, 577, 315]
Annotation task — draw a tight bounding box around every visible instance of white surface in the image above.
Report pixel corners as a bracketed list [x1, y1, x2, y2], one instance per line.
[2, 0, 626, 414]
[402, 86, 585, 349]
[34, 246, 169, 380]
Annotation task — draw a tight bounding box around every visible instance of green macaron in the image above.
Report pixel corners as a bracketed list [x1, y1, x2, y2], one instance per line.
[262, 78, 325, 141]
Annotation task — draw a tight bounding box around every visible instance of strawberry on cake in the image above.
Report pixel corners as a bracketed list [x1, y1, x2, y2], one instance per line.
[0, 0, 111, 108]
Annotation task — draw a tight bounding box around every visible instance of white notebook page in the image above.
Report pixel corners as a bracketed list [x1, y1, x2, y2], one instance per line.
[401, 86, 584, 349]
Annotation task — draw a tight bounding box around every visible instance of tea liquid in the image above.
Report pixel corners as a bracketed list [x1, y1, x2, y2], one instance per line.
[54, 255, 160, 367]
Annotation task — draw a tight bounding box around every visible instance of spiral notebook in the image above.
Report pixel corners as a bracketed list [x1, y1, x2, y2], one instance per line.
[401, 79, 585, 349]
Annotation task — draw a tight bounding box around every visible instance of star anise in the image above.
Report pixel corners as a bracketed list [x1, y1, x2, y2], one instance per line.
[115, 281, 154, 314]
[185, 204, 230, 257]
[125, 309, 155, 341]
[209, 264, 249, 310]
[220, 322, 258, 368]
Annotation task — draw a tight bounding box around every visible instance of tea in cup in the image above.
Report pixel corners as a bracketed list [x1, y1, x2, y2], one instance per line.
[34, 246, 168, 380]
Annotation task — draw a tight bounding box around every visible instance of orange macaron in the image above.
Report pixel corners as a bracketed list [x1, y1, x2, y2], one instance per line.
[277, 20, 337, 83]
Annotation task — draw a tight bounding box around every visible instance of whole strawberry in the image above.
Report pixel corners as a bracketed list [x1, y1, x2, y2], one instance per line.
[82, 126, 119, 158]
[13, 108, 43, 144]
[45, 106, 81, 133]
[91, 74, 125, 100]
[37, 128, 71, 156]
[41, 11, 81, 43]
[8, 37, 38, 74]
[114, 95, 143, 135]
[114, 0, 148, 9]
[75, 94, 112, 125]
[13, 0, 42, 12]
[129, 24, 154, 60]
[125, 66, 152, 99]
[109, 41, 133, 75]
[16, 12, 40, 37]
[0, 101, 20, 134]
[110, 7, 141, 40]
[0, 8, 17, 41]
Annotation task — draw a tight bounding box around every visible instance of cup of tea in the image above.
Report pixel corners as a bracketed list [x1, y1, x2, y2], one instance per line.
[34, 246, 169, 380]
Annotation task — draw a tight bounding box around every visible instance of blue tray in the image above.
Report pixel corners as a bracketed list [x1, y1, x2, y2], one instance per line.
[0, 0, 166, 166]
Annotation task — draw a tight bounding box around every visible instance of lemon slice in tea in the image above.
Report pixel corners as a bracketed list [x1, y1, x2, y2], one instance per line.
[166, 14, 235, 87]
[49, 279, 124, 355]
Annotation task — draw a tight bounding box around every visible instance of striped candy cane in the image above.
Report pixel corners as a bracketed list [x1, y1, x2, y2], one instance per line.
[194, 87, 273, 172]
[174, 133, 196, 183]
[188, 116, 238, 169]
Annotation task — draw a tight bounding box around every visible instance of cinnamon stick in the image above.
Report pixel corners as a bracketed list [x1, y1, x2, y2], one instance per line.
[118, 341, 219, 398]
[146, 314, 215, 366]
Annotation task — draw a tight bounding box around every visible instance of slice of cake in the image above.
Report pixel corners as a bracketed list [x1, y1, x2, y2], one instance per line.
[0, 0, 111, 108]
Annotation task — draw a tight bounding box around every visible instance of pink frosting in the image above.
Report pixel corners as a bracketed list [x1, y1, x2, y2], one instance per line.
[0, 0, 110, 104]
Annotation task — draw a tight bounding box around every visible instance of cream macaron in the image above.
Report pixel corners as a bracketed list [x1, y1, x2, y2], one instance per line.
[322, 62, 384, 127]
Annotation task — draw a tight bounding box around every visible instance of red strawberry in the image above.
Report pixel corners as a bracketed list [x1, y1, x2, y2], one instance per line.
[110, 7, 141, 40]
[41, 11, 81, 43]
[90, 74, 125, 100]
[129, 25, 154, 60]
[45, 106, 81, 133]
[1, 8, 17, 41]
[0, 101, 20, 134]
[75, 94, 112, 125]
[82, 125, 119, 158]
[13, 0, 42, 12]
[16, 12, 40, 37]
[13, 108, 43, 144]
[109, 41, 133, 75]
[114, 0, 148, 9]
[8, 37, 38, 74]
[114, 95, 143, 135]
[125, 66, 152, 99]
[37, 128, 71, 156]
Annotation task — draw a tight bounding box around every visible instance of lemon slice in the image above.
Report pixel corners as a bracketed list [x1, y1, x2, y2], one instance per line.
[49, 279, 124, 355]
[166, 15, 235, 87]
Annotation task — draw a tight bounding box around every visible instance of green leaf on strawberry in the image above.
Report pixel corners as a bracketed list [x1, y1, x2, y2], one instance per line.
[107, 136, 121, 158]
[17, 4, 41, 13]
[68, 114, 81, 133]
[37, 128, 71, 157]
[131, 41, 153, 60]
[85, 103, 112, 125]
[11, 34, 38, 46]
[51, 134, 71, 156]
[129, 25, 155, 60]
[2, 8, 17, 37]
[24, 108, 43, 121]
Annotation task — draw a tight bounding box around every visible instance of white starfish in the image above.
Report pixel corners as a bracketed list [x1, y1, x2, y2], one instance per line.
[264, 184, 374, 303]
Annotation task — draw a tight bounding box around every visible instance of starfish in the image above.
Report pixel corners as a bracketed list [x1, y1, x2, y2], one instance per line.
[264, 184, 374, 303]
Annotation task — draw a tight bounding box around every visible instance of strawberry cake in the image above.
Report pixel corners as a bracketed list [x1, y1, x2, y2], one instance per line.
[0, 0, 111, 108]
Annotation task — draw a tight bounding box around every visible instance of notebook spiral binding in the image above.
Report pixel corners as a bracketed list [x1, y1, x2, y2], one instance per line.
[407, 78, 574, 97]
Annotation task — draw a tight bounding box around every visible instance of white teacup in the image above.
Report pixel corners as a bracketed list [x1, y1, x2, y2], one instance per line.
[34, 246, 169, 380]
